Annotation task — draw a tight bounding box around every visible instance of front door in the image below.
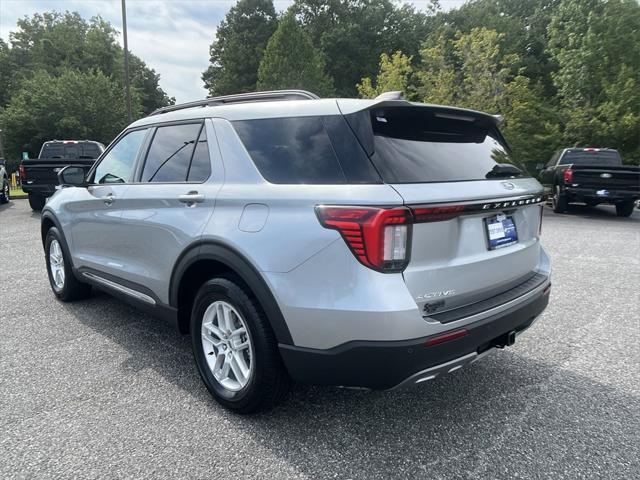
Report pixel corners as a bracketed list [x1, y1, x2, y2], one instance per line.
[69, 128, 149, 277]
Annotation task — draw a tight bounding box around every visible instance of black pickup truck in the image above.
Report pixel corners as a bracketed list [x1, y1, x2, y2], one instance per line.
[20, 140, 105, 210]
[539, 148, 640, 217]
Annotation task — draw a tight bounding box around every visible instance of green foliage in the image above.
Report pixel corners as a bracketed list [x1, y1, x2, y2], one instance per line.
[548, 0, 640, 162]
[292, 0, 431, 97]
[202, 0, 278, 96]
[257, 11, 333, 96]
[0, 10, 173, 161]
[357, 52, 413, 99]
[2, 11, 172, 115]
[0, 69, 134, 160]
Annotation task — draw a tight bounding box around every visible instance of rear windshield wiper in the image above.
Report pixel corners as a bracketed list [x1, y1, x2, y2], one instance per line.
[486, 163, 523, 179]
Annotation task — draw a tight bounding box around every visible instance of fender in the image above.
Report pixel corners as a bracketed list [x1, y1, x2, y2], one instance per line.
[170, 241, 294, 345]
[41, 210, 76, 270]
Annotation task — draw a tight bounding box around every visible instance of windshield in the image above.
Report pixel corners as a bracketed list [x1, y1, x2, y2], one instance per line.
[560, 150, 622, 166]
[347, 107, 527, 184]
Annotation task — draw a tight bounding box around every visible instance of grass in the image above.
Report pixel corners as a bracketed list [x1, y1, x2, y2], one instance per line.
[9, 186, 27, 198]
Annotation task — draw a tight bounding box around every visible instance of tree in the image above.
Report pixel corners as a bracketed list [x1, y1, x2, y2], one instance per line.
[293, 0, 431, 97]
[0, 69, 135, 160]
[202, 0, 278, 96]
[357, 51, 413, 99]
[1, 11, 172, 115]
[548, 0, 640, 161]
[257, 11, 333, 96]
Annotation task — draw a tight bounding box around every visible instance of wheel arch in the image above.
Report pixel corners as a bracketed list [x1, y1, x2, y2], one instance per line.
[170, 241, 293, 345]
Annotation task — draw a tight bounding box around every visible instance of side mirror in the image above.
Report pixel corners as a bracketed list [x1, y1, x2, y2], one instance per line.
[535, 163, 544, 171]
[58, 165, 88, 187]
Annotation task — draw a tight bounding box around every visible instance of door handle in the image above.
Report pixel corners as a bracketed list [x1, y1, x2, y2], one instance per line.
[179, 191, 205, 206]
[104, 193, 115, 206]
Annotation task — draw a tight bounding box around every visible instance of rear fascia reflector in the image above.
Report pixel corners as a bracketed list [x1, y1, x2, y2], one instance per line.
[425, 329, 468, 347]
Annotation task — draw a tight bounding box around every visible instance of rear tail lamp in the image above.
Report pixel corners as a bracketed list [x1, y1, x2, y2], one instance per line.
[315, 206, 411, 272]
[19, 164, 26, 180]
[563, 169, 573, 183]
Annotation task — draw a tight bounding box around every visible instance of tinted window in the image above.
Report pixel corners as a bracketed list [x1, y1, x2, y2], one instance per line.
[323, 115, 381, 183]
[559, 150, 621, 166]
[94, 129, 147, 184]
[41, 142, 102, 160]
[141, 123, 201, 182]
[349, 107, 526, 183]
[233, 117, 347, 184]
[187, 126, 211, 182]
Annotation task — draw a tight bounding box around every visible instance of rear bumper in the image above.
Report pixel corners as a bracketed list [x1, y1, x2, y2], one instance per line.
[565, 187, 639, 202]
[21, 184, 56, 196]
[279, 283, 550, 390]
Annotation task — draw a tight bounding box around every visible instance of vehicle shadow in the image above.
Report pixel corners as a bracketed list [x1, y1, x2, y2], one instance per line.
[62, 292, 640, 478]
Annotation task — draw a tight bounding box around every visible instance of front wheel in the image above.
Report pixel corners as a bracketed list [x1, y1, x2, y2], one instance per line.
[45, 227, 92, 301]
[552, 186, 568, 213]
[0, 179, 9, 204]
[28, 193, 46, 211]
[615, 201, 635, 217]
[191, 277, 291, 413]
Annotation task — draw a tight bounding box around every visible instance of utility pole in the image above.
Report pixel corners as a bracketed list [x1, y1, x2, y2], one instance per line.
[121, 0, 133, 123]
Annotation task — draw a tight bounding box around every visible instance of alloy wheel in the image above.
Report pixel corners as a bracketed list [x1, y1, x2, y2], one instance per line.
[201, 300, 253, 392]
[49, 239, 65, 291]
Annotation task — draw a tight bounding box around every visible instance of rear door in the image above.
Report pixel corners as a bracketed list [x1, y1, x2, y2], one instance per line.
[114, 119, 220, 302]
[345, 105, 545, 315]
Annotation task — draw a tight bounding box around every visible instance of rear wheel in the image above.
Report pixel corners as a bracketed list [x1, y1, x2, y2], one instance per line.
[45, 227, 92, 301]
[552, 185, 568, 213]
[0, 179, 9, 204]
[615, 201, 635, 217]
[28, 193, 46, 211]
[190, 277, 290, 413]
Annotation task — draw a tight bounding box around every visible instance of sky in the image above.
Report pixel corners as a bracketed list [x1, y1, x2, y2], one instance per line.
[0, 0, 466, 103]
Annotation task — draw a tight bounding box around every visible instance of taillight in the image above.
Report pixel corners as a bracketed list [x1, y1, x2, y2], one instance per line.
[315, 206, 411, 272]
[19, 164, 26, 180]
[563, 169, 573, 183]
[412, 205, 465, 223]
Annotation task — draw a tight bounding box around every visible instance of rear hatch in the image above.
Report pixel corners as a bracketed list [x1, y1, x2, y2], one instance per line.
[343, 103, 545, 318]
[570, 165, 640, 192]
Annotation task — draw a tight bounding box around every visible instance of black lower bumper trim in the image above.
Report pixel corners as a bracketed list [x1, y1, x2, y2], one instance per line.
[279, 284, 550, 390]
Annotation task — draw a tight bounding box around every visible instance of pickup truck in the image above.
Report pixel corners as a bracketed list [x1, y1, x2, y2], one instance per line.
[20, 140, 105, 210]
[539, 148, 640, 217]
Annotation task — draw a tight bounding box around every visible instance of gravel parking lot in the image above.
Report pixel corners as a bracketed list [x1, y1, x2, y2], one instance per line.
[1, 199, 638, 479]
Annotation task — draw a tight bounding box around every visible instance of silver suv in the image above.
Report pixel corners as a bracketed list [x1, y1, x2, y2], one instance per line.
[41, 90, 551, 413]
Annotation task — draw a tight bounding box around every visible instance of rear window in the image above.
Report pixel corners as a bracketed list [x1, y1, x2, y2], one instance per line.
[347, 107, 526, 183]
[559, 150, 621, 166]
[233, 116, 380, 184]
[40, 142, 102, 160]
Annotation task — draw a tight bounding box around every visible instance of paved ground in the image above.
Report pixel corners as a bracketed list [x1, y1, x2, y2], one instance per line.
[1, 199, 638, 479]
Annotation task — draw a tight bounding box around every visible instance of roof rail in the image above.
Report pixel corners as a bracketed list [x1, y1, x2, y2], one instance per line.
[149, 89, 319, 116]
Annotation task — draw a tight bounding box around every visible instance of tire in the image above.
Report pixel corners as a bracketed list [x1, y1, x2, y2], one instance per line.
[615, 201, 635, 217]
[191, 276, 291, 413]
[0, 179, 9, 204]
[45, 227, 92, 302]
[28, 193, 46, 211]
[552, 185, 568, 213]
